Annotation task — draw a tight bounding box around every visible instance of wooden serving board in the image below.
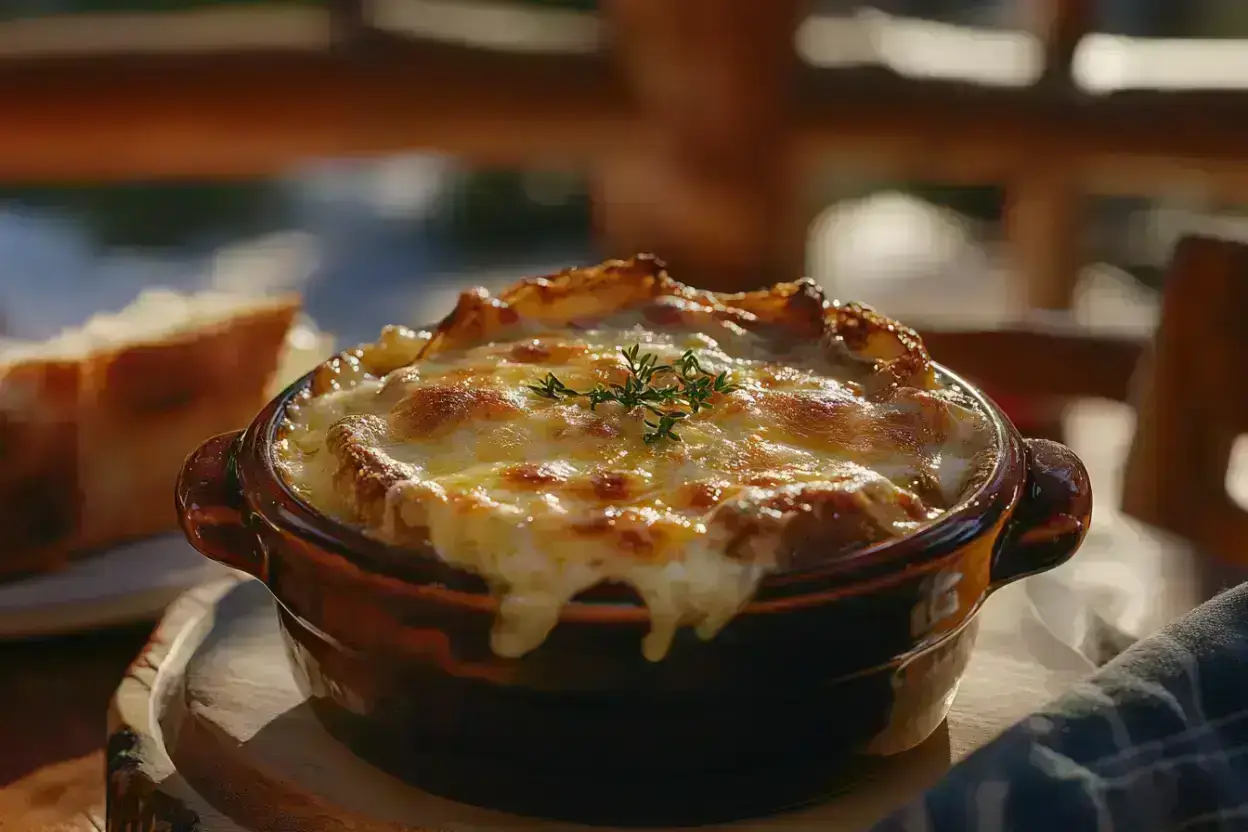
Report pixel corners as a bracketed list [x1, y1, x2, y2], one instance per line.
[106, 574, 1092, 832]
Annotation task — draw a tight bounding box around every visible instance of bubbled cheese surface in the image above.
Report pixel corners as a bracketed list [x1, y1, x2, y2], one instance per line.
[276, 300, 993, 662]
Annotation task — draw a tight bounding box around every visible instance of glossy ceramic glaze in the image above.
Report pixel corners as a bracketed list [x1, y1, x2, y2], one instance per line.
[176, 365, 1091, 823]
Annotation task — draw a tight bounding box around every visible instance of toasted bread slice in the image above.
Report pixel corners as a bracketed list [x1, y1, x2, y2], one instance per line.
[0, 357, 83, 576]
[0, 289, 317, 580]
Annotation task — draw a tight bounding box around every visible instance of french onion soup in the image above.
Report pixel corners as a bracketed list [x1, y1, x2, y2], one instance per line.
[275, 256, 995, 662]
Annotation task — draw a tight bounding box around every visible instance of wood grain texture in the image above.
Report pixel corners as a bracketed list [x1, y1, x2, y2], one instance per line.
[106, 577, 248, 832]
[0, 621, 152, 831]
[104, 576, 1087, 832]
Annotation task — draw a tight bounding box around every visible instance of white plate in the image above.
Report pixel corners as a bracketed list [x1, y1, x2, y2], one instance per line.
[0, 534, 234, 638]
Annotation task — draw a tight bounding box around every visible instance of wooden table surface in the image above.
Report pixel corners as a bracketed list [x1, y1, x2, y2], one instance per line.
[0, 623, 153, 831]
[4, 567, 1245, 832]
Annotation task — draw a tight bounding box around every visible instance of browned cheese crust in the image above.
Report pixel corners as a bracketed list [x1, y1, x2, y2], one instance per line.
[278, 256, 995, 659]
[285, 256, 990, 571]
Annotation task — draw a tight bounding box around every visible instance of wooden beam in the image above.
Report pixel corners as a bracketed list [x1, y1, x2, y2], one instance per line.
[0, 41, 635, 181]
[3, 46, 1248, 187]
[594, 0, 807, 291]
[920, 322, 1146, 403]
[1008, 0, 1092, 318]
[794, 68, 1248, 191]
[1032, 0, 1094, 84]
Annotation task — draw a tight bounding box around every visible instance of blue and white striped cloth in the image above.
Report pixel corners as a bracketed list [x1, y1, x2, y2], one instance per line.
[872, 581, 1248, 832]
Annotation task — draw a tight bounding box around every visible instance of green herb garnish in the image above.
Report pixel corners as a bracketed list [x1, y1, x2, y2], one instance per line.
[527, 372, 578, 399]
[527, 344, 738, 443]
[643, 410, 687, 444]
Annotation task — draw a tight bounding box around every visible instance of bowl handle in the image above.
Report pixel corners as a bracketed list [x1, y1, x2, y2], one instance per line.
[990, 438, 1093, 589]
[175, 430, 267, 580]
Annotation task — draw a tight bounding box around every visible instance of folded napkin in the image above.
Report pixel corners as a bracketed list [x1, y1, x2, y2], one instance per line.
[871, 580, 1248, 832]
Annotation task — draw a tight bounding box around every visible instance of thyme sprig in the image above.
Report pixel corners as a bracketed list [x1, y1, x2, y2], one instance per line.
[644, 410, 686, 444]
[527, 344, 738, 443]
[527, 373, 578, 400]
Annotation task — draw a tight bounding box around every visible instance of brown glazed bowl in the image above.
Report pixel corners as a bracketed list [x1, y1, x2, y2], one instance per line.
[176, 365, 1091, 825]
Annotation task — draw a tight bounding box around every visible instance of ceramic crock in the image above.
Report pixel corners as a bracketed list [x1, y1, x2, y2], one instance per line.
[176, 365, 1091, 823]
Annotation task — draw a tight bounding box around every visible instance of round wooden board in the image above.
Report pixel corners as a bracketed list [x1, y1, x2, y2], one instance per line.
[106, 575, 1093, 832]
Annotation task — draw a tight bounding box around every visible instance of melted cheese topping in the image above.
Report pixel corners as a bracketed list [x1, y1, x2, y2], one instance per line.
[276, 299, 993, 662]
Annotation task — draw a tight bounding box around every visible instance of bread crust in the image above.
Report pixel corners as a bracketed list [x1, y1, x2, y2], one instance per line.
[414, 254, 935, 393]
[0, 294, 299, 580]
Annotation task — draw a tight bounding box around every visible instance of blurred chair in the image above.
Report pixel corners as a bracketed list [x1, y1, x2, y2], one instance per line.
[1122, 235, 1248, 566]
[917, 234, 1248, 569]
[921, 322, 1143, 411]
